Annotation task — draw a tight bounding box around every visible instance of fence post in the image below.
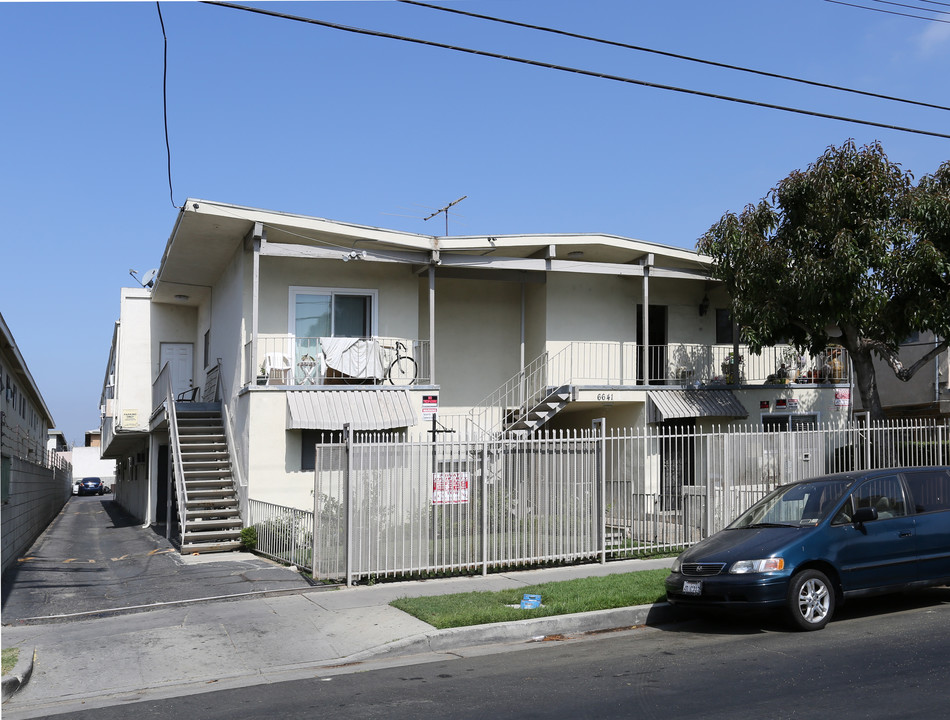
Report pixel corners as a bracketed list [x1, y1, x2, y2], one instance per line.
[593, 418, 606, 564]
[344, 422, 353, 587]
[318, 462, 321, 580]
[939, 423, 945, 467]
[481, 440, 489, 576]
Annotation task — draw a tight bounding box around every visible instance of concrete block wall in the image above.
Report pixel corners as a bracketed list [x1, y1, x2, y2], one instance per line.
[1, 457, 71, 576]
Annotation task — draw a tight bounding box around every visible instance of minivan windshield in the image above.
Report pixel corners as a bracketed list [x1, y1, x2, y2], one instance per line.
[728, 478, 854, 529]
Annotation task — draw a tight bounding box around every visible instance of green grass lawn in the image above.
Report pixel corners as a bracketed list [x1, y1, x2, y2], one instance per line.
[2, 647, 19, 676]
[390, 568, 669, 629]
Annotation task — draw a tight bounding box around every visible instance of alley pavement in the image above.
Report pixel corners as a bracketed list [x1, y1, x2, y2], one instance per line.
[1, 495, 675, 719]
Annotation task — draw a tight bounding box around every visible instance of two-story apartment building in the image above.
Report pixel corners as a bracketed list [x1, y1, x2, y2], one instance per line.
[99, 200, 852, 553]
[2, 311, 71, 575]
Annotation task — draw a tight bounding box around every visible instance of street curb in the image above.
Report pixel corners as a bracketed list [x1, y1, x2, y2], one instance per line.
[1, 648, 35, 702]
[347, 601, 681, 663]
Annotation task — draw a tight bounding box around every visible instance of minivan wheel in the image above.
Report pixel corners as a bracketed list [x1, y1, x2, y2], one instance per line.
[787, 569, 834, 631]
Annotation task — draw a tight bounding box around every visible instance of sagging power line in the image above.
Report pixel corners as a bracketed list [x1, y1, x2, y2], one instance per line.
[398, 0, 950, 113]
[202, 1, 950, 140]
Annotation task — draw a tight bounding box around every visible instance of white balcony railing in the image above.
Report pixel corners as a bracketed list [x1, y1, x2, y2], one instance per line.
[246, 335, 431, 387]
[664, 343, 848, 386]
[465, 341, 850, 436]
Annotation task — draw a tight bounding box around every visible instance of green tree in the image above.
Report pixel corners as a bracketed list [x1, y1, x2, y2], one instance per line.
[698, 140, 950, 420]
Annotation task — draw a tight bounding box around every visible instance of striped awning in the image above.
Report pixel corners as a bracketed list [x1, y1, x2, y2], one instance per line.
[286, 390, 418, 431]
[648, 389, 748, 423]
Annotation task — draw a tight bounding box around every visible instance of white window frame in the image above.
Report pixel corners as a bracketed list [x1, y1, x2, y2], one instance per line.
[288, 286, 379, 338]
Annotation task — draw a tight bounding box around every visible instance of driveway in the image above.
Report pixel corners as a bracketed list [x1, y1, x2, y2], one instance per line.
[1, 494, 312, 624]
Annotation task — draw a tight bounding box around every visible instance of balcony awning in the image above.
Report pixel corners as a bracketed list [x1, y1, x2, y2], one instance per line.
[648, 389, 748, 423]
[286, 390, 418, 431]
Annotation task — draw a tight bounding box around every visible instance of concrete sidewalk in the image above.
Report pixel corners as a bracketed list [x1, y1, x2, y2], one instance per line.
[1, 555, 675, 719]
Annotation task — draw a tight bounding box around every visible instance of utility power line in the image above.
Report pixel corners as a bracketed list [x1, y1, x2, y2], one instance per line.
[156, 2, 178, 209]
[825, 0, 950, 23]
[398, 0, 950, 113]
[202, 2, 950, 140]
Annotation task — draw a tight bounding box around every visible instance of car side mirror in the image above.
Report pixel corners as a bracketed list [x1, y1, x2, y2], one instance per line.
[853, 507, 878, 524]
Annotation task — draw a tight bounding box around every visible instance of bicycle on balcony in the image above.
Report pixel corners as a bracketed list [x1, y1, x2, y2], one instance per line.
[385, 340, 418, 385]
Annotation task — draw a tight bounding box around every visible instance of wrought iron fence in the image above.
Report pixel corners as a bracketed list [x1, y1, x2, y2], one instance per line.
[249, 418, 948, 582]
[248, 499, 315, 569]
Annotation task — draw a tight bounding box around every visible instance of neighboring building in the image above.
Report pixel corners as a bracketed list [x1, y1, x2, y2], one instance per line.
[48, 429, 68, 455]
[1, 311, 71, 575]
[868, 332, 950, 420]
[71, 429, 116, 487]
[99, 200, 852, 552]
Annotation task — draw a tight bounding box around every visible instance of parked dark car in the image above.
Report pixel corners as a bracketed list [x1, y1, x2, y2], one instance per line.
[665, 467, 950, 630]
[77, 477, 105, 496]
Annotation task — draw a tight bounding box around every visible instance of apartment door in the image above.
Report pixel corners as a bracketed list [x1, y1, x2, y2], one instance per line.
[160, 343, 193, 398]
[636, 305, 667, 385]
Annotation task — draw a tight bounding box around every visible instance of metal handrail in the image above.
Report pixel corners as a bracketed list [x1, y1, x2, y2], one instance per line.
[165, 372, 188, 546]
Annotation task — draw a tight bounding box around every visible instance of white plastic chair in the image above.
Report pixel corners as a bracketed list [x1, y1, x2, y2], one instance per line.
[264, 353, 292, 385]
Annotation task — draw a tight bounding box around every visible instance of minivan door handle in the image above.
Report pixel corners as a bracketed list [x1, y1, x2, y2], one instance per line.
[899, 531, 913, 538]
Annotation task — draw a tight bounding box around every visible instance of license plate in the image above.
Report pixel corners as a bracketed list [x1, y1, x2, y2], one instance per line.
[682, 580, 702, 596]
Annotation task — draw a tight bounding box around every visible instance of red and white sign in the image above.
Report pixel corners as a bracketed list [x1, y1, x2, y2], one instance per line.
[835, 390, 851, 408]
[422, 394, 439, 419]
[432, 472, 469, 504]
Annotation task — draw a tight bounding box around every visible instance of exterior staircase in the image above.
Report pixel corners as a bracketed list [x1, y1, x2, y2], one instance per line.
[173, 405, 242, 554]
[503, 385, 572, 436]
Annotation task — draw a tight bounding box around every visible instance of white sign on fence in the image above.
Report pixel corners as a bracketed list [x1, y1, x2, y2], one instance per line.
[432, 471, 469, 504]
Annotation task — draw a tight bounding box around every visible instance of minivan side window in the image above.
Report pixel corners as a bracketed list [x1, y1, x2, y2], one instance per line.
[851, 476, 907, 519]
[903, 469, 950, 513]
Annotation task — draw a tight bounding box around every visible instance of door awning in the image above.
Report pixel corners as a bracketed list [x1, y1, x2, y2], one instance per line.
[287, 390, 418, 431]
[648, 389, 748, 423]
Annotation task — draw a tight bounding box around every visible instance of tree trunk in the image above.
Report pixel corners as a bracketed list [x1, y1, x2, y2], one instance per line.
[846, 342, 886, 421]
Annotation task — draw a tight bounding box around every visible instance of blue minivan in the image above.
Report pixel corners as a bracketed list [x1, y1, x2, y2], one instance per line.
[665, 467, 950, 630]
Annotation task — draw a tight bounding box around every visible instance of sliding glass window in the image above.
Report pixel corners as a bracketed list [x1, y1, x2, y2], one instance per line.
[290, 287, 377, 339]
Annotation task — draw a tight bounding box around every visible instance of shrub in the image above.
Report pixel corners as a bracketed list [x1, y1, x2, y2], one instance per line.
[240, 526, 258, 551]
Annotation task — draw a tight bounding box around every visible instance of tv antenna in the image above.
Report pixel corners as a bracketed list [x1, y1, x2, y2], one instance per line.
[423, 196, 467, 235]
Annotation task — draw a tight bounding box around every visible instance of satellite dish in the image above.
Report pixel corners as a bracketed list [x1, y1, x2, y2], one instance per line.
[141, 269, 158, 288]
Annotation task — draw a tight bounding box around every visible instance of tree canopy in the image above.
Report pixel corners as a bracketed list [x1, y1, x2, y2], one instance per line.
[697, 140, 950, 420]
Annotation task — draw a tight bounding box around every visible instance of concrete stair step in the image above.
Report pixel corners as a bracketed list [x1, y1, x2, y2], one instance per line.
[187, 505, 240, 516]
[184, 518, 243, 531]
[180, 540, 242, 554]
[184, 528, 242, 541]
[185, 499, 238, 510]
[185, 480, 233, 491]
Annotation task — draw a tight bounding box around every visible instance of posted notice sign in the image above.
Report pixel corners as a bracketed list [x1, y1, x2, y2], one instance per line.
[432, 472, 469, 505]
[422, 394, 439, 420]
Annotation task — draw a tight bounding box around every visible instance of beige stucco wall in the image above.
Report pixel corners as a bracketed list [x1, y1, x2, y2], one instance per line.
[112, 290, 154, 432]
[243, 386, 436, 510]
[433, 276, 523, 409]
[210, 241, 246, 399]
[544, 273, 637, 343]
[257, 256, 420, 340]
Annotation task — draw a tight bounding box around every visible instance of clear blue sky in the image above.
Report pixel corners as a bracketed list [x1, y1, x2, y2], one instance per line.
[2, 0, 948, 445]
